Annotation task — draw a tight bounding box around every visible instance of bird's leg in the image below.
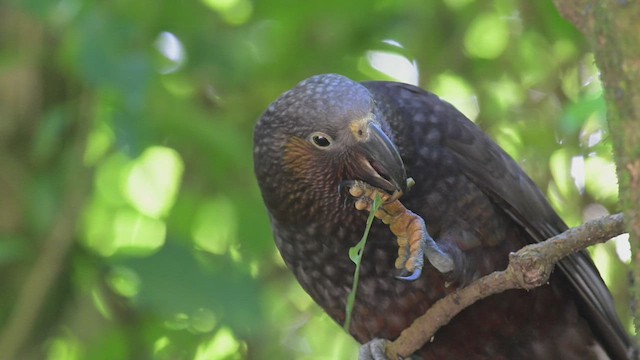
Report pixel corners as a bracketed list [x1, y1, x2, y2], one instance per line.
[359, 338, 392, 360]
[348, 180, 455, 279]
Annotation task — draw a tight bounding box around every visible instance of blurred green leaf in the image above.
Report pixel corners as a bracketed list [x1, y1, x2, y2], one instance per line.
[561, 94, 606, 135]
[464, 12, 509, 59]
[124, 244, 263, 336]
[3, 0, 630, 358]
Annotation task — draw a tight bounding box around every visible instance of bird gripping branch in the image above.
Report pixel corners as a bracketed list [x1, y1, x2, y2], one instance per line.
[254, 74, 634, 359]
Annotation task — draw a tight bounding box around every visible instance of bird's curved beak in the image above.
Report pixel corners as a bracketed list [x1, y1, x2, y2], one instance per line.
[353, 122, 408, 198]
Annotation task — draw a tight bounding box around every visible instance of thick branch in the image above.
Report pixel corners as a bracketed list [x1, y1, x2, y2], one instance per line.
[384, 213, 626, 359]
[553, 0, 640, 341]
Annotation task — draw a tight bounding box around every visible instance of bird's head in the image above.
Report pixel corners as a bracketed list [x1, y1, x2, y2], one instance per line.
[254, 74, 407, 222]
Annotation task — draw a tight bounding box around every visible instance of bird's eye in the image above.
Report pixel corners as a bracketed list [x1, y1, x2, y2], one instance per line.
[309, 132, 333, 149]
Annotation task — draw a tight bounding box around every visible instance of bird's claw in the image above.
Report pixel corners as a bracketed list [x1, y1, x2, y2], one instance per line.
[359, 338, 418, 360]
[339, 180, 358, 196]
[342, 178, 415, 204]
[359, 338, 392, 360]
[346, 180, 455, 279]
[395, 268, 422, 281]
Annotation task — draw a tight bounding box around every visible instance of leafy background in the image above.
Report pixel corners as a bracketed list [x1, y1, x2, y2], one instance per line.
[0, 0, 634, 359]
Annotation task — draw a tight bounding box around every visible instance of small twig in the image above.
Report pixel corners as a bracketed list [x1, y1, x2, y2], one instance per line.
[384, 213, 626, 358]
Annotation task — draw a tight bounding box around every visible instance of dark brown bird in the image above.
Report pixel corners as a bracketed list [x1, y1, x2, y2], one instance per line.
[253, 74, 635, 359]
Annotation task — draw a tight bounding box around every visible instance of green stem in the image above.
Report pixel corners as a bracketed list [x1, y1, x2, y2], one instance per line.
[343, 193, 382, 332]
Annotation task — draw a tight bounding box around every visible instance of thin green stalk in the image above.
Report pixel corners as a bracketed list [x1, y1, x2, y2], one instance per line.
[343, 193, 383, 332]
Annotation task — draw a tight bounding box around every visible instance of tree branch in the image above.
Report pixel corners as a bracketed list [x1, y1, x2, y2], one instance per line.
[384, 213, 626, 359]
[0, 93, 93, 358]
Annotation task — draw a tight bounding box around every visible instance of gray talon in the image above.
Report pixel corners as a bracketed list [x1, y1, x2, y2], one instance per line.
[396, 266, 423, 281]
[359, 338, 391, 360]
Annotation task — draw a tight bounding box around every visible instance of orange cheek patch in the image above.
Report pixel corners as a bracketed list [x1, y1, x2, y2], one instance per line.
[283, 137, 351, 191]
[283, 137, 317, 177]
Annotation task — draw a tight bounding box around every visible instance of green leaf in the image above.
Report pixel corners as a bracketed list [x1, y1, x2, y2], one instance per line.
[348, 241, 362, 263]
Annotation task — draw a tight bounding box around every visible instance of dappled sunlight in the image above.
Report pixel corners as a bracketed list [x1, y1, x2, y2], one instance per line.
[614, 234, 632, 264]
[94, 153, 131, 206]
[463, 12, 510, 59]
[165, 313, 190, 331]
[591, 245, 612, 285]
[125, 146, 184, 219]
[584, 210, 628, 290]
[106, 265, 141, 298]
[585, 156, 619, 203]
[164, 307, 219, 334]
[494, 125, 523, 161]
[283, 281, 315, 313]
[517, 32, 556, 87]
[486, 75, 524, 110]
[560, 53, 600, 104]
[550, 149, 579, 200]
[579, 54, 603, 94]
[155, 32, 187, 74]
[300, 314, 359, 359]
[153, 336, 171, 356]
[249, 260, 260, 278]
[192, 197, 238, 255]
[4, 1, 635, 359]
[82, 147, 182, 256]
[112, 209, 166, 254]
[548, 149, 582, 226]
[551, 39, 577, 65]
[366, 51, 419, 85]
[190, 308, 218, 333]
[83, 121, 114, 166]
[46, 333, 82, 360]
[364, 40, 419, 85]
[83, 205, 166, 257]
[201, 0, 253, 25]
[431, 73, 479, 121]
[570, 155, 585, 194]
[586, 129, 604, 147]
[582, 203, 609, 221]
[194, 327, 243, 360]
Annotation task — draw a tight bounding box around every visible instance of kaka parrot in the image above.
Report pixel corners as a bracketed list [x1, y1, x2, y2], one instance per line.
[253, 74, 635, 359]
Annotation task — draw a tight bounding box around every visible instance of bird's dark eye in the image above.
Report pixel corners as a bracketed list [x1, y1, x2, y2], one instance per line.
[313, 135, 330, 147]
[309, 132, 333, 149]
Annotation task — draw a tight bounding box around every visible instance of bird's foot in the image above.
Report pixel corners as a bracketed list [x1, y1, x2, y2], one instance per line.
[346, 180, 455, 279]
[359, 339, 420, 360]
[359, 338, 392, 360]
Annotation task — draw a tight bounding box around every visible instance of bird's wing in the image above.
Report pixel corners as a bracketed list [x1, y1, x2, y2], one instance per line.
[365, 81, 632, 359]
[441, 104, 632, 360]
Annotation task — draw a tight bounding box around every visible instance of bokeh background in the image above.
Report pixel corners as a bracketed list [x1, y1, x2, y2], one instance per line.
[0, 0, 634, 359]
